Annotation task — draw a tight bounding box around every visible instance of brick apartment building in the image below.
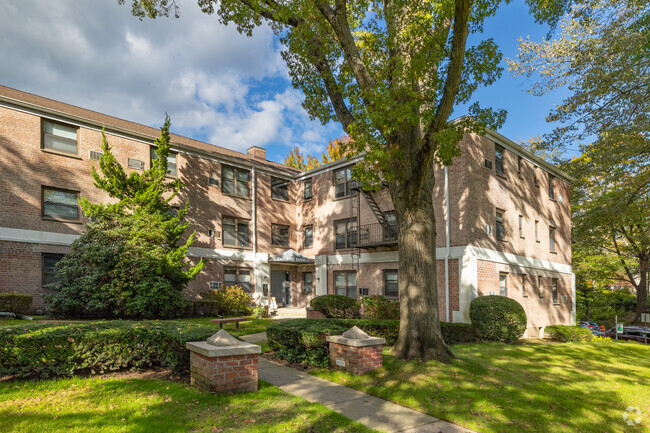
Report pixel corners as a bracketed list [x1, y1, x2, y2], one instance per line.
[0, 85, 575, 336]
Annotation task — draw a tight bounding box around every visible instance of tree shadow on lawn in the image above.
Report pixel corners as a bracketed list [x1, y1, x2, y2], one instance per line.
[0, 378, 374, 433]
[319, 341, 649, 433]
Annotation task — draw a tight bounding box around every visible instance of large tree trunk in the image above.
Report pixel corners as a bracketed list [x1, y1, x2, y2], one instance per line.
[634, 256, 649, 323]
[389, 166, 453, 363]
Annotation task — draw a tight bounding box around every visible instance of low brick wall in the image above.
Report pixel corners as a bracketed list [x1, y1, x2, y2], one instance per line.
[306, 307, 326, 319]
[189, 351, 259, 393]
[328, 342, 383, 375]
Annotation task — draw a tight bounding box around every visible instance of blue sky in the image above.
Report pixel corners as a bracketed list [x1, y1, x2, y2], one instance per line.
[0, 1, 573, 164]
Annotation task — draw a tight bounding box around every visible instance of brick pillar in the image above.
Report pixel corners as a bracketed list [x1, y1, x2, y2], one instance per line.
[186, 330, 261, 393]
[326, 326, 386, 375]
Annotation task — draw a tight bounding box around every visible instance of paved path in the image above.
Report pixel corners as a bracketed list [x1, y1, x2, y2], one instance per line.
[257, 357, 477, 433]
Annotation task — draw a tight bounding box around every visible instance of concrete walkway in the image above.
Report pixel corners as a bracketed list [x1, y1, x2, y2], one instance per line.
[256, 357, 476, 433]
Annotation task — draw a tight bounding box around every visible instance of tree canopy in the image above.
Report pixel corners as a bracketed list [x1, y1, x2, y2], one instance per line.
[284, 135, 354, 170]
[121, 0, 565, 361]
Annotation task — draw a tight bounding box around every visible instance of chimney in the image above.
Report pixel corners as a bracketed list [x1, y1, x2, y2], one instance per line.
[247, 146, 266, 160]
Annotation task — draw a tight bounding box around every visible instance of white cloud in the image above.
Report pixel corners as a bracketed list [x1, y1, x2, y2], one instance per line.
[0, 0, 343, 161]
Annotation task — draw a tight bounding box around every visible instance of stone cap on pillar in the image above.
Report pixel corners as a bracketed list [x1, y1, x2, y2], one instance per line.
[326, 326, 386, 347]
[186, 329, 262, 357]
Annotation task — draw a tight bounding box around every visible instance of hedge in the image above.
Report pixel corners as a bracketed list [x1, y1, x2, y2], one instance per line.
[0, 320, 217, 379]
[469, 295, 527, 343]
[267, 319, 479, 367]
[545, 325, 594, 342]
[0, 293, 33, 315]
[360, 295, 400, 320]
[310, 295, 360, 318]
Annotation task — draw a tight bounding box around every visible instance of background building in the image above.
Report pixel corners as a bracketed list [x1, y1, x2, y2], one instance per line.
[0, 85, 574, 335]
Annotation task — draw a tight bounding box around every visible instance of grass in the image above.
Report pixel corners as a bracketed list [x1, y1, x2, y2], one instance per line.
[312, 340, 650, 433]
[0, 377, 377, 433]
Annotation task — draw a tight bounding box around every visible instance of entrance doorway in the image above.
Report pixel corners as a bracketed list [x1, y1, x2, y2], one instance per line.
[271, 270, 291, 306]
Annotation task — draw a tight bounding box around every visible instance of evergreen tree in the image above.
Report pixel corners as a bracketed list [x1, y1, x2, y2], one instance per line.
[46, 118, 203, 318]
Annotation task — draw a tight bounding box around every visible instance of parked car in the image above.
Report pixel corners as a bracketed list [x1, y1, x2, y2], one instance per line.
[579, 321, 599, 330]
[605, 326, 650, 344]
[579, 322, 605, 337]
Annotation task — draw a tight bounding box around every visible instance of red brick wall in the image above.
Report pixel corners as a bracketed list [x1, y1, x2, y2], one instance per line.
[329, 342, 383, 375]
[189, 351, 258, 393]
[476, 259, 573, 333]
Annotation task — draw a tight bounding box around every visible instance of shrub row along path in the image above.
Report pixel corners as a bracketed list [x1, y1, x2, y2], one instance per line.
[241, 333, 475, 433]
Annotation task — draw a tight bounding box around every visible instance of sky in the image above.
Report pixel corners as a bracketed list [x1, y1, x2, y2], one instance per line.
[0, 0, 571, 164]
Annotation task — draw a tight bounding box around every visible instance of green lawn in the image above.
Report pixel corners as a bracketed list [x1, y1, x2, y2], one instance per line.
[0, 377, 376, 433]
[313, 340, 650, 433]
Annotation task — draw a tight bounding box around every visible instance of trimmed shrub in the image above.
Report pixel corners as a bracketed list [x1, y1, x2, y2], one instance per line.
[361, 295, 400, 320]
[545, 325, 594, 342]
[310, 295, 360, 318]
[251, 305, 269, 318]
[199, 286, 252, 316]
[267, 319, 478, 366]
[441, 322, 481, 344]
[469, 295, 527, 343]
[0, 320, 217, 379]
[0, 293, 33, 314]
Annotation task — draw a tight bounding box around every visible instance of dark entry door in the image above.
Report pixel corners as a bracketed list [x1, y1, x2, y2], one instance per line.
[271, 270, 291, 306]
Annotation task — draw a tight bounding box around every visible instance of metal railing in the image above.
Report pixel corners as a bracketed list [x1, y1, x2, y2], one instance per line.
[350, 223, 398, 247]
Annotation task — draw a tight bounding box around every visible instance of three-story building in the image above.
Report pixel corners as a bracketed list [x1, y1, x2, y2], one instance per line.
[0, 85, 574, 336]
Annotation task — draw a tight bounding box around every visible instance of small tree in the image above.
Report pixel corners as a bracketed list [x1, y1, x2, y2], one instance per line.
[46, 118, 203, 318]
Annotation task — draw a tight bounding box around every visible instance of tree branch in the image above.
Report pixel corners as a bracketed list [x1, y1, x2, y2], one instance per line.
[423, 0, 471, 146]
[313, 0, 376, 101]
[308, 37, 356, 130]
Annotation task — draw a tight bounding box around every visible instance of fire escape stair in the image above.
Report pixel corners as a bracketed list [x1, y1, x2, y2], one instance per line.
[358, 189, 397, 238]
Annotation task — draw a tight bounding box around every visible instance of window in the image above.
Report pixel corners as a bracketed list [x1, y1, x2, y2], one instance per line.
[222, 166, 250, 198]
[548, 175, 555, 200]
[495, 145, 505, 175]
[208, 176, 219, 186]
[496, 210, 505, 240]
[271, 177, 289, 201]
[334, 271, 357, 298]
[384, 270, 399, 299]
[517, 156, 523, 176]
[150, 147, 178, 176]
[303, 179, 313, 200]
[335, 218, 358, 249]
[518, 215, 524, 238]
[484, 159, 493, 170]
[42, 119, 78, 155]
[272, 224, 290, 247]
[534, 166, 539, 187]
[42, 187, 79, 221]
[303, 272, 313, 294]
[535, 220, 540, 242]
[538, 276, 543, 298]
[224, 268, 252, 294]
[499, 273, 508, 296]
[334, 167, 356, 198]
[522, 274, 528, 298]
[552, 278, 559, 303]
[223, 217, 250, 247]
[549, 226, 557, 253]
[303, 225, 313, 249]
[42, 253, 64, 286]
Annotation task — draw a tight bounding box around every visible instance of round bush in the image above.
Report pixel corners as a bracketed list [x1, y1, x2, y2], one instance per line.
[360, 295, 400, 320]
[469, 295, 527, 343]
[310, 295, 360, 318]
